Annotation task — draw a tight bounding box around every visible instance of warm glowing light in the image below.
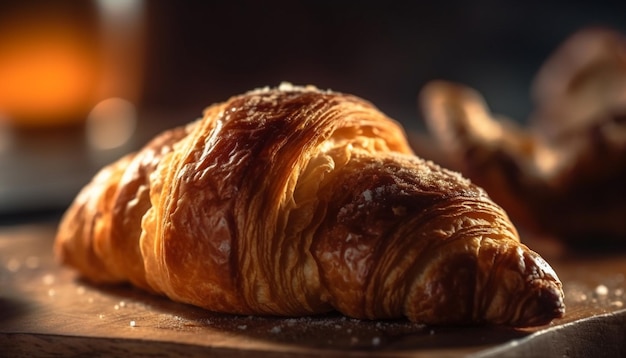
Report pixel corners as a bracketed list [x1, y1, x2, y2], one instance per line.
[0, 2, 146, 127]
[86, 98, 137, 150]
[0, 19, 99, 126]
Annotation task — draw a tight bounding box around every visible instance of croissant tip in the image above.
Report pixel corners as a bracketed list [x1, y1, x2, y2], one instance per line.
[543, 282, 566, 317]
[479, 245, 566, 328]
[510, 277, 566, 328]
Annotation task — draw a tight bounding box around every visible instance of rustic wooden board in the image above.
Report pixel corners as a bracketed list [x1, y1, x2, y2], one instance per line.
[1, 224, 625, 357]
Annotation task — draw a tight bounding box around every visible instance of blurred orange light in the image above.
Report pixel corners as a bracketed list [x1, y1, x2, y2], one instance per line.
[0, 18, 99, 126]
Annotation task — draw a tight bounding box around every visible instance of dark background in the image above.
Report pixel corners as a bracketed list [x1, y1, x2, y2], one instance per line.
[1, 0, 625, 219]
[139, 0, 626, 130]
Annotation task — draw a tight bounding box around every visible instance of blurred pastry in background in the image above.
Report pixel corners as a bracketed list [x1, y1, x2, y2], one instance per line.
[417, 27, 626, 246]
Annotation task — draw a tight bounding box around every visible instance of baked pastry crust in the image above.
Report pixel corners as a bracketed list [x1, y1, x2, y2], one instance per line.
[55, 83, 564, 326]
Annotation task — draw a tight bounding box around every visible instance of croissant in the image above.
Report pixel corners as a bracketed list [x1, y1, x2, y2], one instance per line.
[418, 27, 626, 243]
[55, 83, 564, 327]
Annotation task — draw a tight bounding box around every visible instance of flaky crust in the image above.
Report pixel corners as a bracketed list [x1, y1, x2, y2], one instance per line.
[55, 83, 564, 326]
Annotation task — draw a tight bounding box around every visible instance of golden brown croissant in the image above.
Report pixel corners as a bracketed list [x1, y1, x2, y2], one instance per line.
[418, 27, 626, 244]
[55, 83, 564, 327]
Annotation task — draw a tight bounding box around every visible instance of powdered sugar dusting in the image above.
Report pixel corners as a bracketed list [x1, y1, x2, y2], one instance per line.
[182, 313, 429, 349]
[246, 82, 334, 97]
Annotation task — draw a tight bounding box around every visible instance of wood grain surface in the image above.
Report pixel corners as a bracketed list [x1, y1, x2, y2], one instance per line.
[1, 223, 625, 357]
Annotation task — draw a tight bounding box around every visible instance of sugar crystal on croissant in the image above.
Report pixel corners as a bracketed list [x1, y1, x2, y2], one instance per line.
[55, 83, 565, 327]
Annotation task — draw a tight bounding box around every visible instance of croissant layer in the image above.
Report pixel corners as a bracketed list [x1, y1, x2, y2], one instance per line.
[55, 83, 564, 326]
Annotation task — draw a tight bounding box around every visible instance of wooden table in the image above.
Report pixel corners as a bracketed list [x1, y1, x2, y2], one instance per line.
[1, 223, 625, 357]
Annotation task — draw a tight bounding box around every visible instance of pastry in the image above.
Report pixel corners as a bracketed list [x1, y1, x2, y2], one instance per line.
[55, 83, 564, 326]
[419, 27, 626, 244]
